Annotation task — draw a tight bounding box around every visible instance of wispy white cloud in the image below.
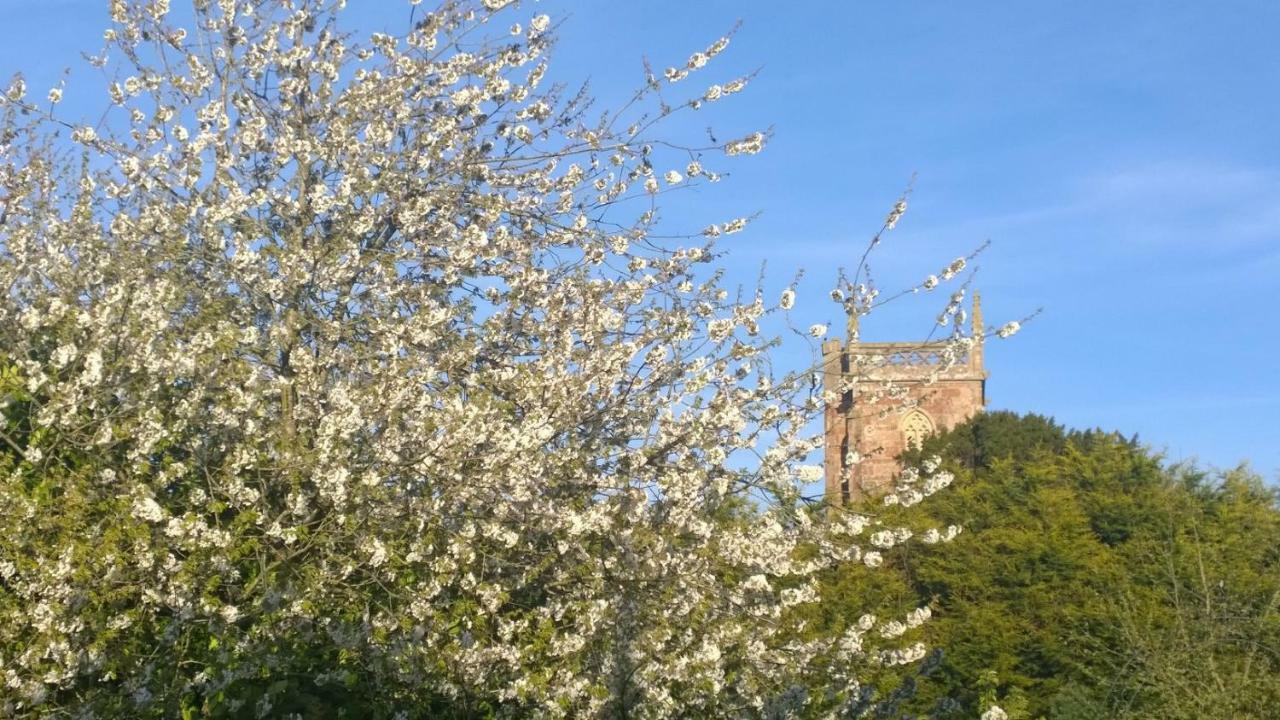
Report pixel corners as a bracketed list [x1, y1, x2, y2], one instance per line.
[907, 159, 1280, 269]
[752, 158, 1280, 260]
[1087, 161, 1273, 204]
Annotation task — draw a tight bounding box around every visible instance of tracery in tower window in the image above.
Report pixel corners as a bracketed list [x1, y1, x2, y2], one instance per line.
[901, 409, 934, 448]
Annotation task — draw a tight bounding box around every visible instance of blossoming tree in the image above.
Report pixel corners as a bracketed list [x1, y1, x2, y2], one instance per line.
[0, 1, 975, 716]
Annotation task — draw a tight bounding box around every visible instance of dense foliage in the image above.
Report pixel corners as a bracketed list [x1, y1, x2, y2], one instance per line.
[822, 412, 1280, 719]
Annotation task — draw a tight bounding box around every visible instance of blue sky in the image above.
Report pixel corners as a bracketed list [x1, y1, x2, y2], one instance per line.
[3, 1, 1277, 477]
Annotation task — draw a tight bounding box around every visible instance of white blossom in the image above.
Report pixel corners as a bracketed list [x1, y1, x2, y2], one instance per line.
[885, 199, 907, 229]
[982, 706, 1009, 720]
[724, 131, 766, 156]
[795, 464, 824, 482]
[131, 497, 165, 523]
[998, 320, 1021, 338]
[0, 2, 978, 713]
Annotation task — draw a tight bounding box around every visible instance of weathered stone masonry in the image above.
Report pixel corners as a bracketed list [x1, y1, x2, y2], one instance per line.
[823, 294, 987, 504]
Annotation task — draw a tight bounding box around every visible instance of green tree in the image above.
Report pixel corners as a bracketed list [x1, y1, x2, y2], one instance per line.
[816, 412, 1280, 719]
[1098, 467, 1280, 719]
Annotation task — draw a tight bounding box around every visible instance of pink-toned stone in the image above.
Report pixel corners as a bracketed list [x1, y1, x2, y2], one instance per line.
[823, 296, 987, 504]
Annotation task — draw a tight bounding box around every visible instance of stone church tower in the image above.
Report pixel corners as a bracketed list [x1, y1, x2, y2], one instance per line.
[822, 294, 987, 504]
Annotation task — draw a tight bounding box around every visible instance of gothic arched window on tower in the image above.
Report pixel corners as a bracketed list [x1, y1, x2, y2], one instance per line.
[901, 409, 934, 449]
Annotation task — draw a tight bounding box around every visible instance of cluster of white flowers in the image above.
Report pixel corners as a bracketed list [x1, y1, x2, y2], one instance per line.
[5, 76, 25, 101]
[702, 76, 749, 105]
[936, 288, 968, 328]
[780, 288, 796, 310]
[794, 464, 825, 482]
[917, 257, 967, 296]
[877, 605, 930, 641]
[877, 642, 928, 666]
[0, 1, 980, 716]
[869, 528, 913, 549]
[882, 456, 956, 507]
[940, 256, 967, 280]
[982, 705, 1010, 720]
[884, 199, 907, 229]
[704, 216, 749, 237]
[724, 131, 767, 156]
[919, 525, 964, 544]
[664, 34, 731, 83]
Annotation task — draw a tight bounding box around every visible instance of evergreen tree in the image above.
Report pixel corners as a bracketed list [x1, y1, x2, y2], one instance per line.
[819, 412, 1280, 719]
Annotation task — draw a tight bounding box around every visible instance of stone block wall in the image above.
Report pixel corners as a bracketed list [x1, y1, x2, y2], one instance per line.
[823, 295, 988, 504]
